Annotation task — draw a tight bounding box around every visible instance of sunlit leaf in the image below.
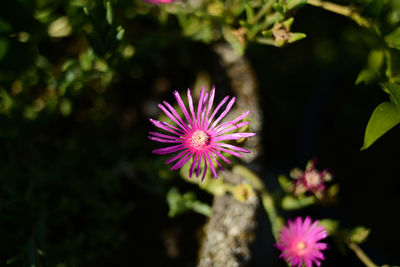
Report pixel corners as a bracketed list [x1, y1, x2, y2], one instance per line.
[385, 27, 400, 49]
[281, 195, 316, 210]
[361, 102, 400, 150]
[349, 226, 370, 244]
[384, 83, 400, 111]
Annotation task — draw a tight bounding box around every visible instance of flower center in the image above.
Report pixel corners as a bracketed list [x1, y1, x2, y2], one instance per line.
[305, 170, 321, 187]
[295, 241, 307, 255]
[187, 130, 209, 151]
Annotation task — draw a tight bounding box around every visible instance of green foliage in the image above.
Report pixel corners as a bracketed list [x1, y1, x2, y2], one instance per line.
[349, 226, 371, 244]
[361, 101, 400, 149]
[281, 195, 316, 210]
[167, 188, 212, 217]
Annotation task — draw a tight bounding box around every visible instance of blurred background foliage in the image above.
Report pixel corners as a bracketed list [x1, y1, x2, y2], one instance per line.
[0, 0, 399, 266]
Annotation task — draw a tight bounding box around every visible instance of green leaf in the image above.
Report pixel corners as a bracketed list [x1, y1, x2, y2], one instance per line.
[281, 195, 316, 210]
[355, 69, 377, 85]
[384, 83, 400, 111]
[278, 175, 292, 191]
[106, 1, 113, 25]
[367, 49, 384, 72]
[166, 188, 211, 217]
[286, 0, 307, 10]
[385, 27, 400, 49]
[288, 32, 306, 43]
[349, 226, 370, 244]
[318, 219, 339, 235]
[361, 102, 400, 150]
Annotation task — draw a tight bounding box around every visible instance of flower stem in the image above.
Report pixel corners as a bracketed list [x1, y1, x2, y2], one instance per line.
[233, 165, 281, 239]
[250, 0, 276, 25]
[347, 242, 378, 267]
[307, 0, 370, 27]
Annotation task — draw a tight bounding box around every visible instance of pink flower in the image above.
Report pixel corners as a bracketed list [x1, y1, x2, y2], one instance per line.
[142, 0, 173, 4]
[148, 86, 255, 181]
[275, 217, 328, 267]
[290, 159, 332, 199]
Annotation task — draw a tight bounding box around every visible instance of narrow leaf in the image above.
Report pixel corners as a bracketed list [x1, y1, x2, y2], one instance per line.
[385, 83, 400, 111]
[361, 102, 400, 150]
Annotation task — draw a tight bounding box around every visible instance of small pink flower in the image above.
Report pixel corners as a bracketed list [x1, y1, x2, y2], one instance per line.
[142, 0, 173, 4]
[290, 159, 332, 198]
[148, 86, 255, 181]
[276, 217, 328, 267]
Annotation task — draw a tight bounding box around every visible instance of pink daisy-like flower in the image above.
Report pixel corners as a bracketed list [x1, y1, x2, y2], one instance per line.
[290, 159, 332, 199]
[142, 0, 173, 4]
[275, 217, 328, 267]
[148, 86, 255, 181]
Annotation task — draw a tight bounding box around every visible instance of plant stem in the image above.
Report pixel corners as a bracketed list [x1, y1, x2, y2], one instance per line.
[347, 242, 378, 267]
[233, 165, 281, 239]
[307, 0, 370, 27]
[250, 0, 276, 25]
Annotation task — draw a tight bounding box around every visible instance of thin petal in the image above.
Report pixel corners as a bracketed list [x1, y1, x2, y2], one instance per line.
[210, 148, 232, 164]
[210, 152, 224, 173]
[197, 86, 205, 128]
[148, 136, 182, 143]
[201, 154, 208, 181]
[210, 97, 236, 130]
[213, 121, 250, 136]
[158, 103, 188, 133]
[149, 119, 183, 136]
[152, 144, 186, 155]
[196, 153, 201, 177]
[165, 150, 188, 164]
[189, 153, 199, 178]
[212, 132, 256, 142]
[149, 131, 181, 140]
[207, 95, 230, 129]
[214, 146, 243, 158]
[212, 110, 251, 133]
[173, 90, 194, 128]
[170, 152, 193, 170]
[205, 152, 217, 178]
[213, 143, 251, 153]
[187, 89, 197, 127]
[200, 91, 209, 129]
[162, 101, 191, 132]
[204, 85, 215, 129]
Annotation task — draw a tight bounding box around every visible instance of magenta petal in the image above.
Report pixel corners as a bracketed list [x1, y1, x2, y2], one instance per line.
[214, 146, 244, 158]
[213, 121, 250, 135]
[205, 153, 217, 178]
[158, 103, 188, 133]
[162, 101, 190, 132]
[197, 86, 205, 127]
[173, 90, 194, 128]
[210, 96, 236, 130]
[213, 132, 256, 142]
[207, 95, 229, 128]
[214, 143, 251, 153]
[149, 119, 182, 136]
[153, 144, 185, 155]
[187, 88, 197, 127]
[210, 148, 232, 164]
[148, 136, 182, 143]
[196, 153, 201, 177]
[165, 150, 188, 164]
[170, 152, 193, 170]
[204, 86, 215, 129]
[201, 154, 208, 181]
[149, 131, 180, 140]
[189, 153, 198, 178]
